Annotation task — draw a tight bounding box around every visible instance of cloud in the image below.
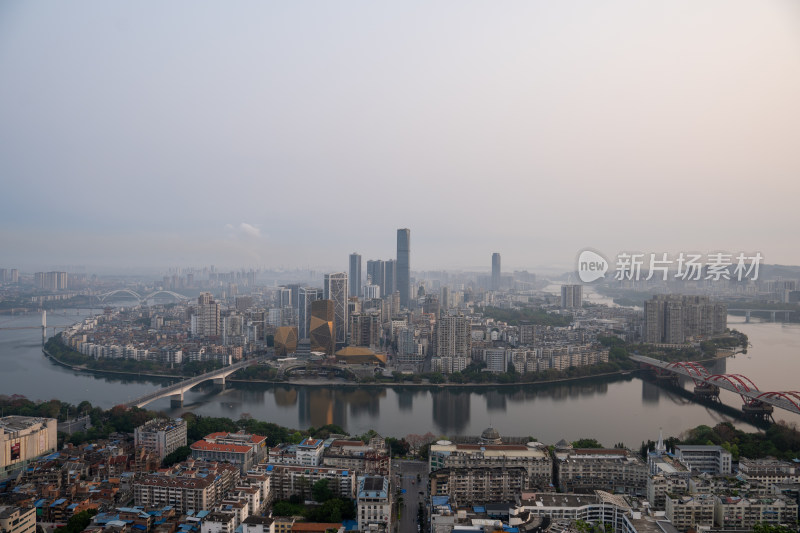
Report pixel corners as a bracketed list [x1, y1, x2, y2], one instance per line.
[227, 222, 262, 239]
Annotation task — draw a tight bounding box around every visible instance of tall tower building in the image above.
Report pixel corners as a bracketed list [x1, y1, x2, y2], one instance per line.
[366, 260, 385, 297]
[560, 284, 583, 309]
[309, 300, 335, 355]
[195, 293, 220, 338]
[384, 259, 396, 300]
[323, 272, 349, 346]
[396, 228, 411, 308]
[491, 253, 501, 291]
[349, 253, 362, 298]
[298, 287, 321, 339]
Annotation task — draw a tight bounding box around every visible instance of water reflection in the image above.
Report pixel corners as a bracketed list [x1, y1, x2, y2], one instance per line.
[432, 390, 471, 434]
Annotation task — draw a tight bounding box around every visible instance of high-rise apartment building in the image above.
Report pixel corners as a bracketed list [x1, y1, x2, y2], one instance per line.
[491, 253, 501, 291]
[310, 300, 335, 355]
[434, 315, 471, 358]
[195, 293, 220, 338]
[561, 284, 583, 309]
[644, 295, 727, 344]
[396, 229, 410, 308]
[298, 287, 321, 340]
[134, 418, 188, 462]
[323, 272, 348, 346]
[34, 271, 68, 290]
[349, 311, 382, 348]
[349, 253, 362, 298]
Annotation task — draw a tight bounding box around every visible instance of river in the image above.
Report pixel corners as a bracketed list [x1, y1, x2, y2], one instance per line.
[1, 309, 798, 447]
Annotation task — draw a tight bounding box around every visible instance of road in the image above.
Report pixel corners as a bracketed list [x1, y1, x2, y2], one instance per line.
[393, 459, 429, 533]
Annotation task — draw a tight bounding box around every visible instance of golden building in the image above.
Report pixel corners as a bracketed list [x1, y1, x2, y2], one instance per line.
[310, 300, 335, 355]
[274, 326, 298, 356]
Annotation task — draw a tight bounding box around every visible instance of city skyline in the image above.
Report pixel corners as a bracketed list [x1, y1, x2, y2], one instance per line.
[1, 1, 799, 271]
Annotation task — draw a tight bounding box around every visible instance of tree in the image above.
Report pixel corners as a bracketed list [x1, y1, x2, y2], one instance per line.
[572, 438, 603, 449]
[312, 479, 334, 503]
[163, 445, 191, 467]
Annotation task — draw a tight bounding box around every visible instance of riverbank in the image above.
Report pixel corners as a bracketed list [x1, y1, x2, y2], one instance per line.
[42, 346, 183, 381]
[43, 343, 738, 392]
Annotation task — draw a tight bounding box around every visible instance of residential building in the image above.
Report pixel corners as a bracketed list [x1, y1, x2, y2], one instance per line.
[673, 445, 732, 475]
[0, 506, 36, 533]
[190, 432, 268, 473]
[553, 447, 647, 496]
[0, 416, 57, 479]
[644, 295, 727, 344]
[133, 418, 187, 462]
[356, 476, 391, 531]
[195, 293, 221, 338]
[561, 284, 583, 309]
[665, 494, 716, 532]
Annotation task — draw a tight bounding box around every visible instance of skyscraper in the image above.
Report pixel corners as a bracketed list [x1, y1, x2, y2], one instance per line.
[309, 300, 335, 355]
[323, 272, 348, 346]
[396, 228, 410, 308]
[491, 253, 501, 291]
[366, 260, 385, 296]
[195, 293, 220, 338]
[349, 253, 362, 298]
[384, 259, 396, 300]
[298, 287, 321, 340]
[560, 284, 583, 309]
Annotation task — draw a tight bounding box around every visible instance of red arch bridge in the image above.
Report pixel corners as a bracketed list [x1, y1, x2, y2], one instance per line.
[630, 354, 800, 419]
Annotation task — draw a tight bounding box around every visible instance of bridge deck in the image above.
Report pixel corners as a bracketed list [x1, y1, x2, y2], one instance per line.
[630, 354, 800, 415]
[124, 357, 262, 408]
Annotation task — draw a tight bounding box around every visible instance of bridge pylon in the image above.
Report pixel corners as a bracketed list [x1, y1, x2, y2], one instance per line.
[171, 392, 184, 408]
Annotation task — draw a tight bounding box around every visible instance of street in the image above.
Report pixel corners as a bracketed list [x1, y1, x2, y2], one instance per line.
[393, 459, 429, 533]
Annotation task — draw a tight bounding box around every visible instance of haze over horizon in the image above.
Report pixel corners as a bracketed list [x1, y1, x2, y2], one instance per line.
[2, 1, 799, 273]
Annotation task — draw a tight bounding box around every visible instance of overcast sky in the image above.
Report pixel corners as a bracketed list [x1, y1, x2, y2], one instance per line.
[1, 1, 798, 273]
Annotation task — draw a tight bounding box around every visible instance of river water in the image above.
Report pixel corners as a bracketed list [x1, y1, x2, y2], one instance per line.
[1, 309, 798, 447]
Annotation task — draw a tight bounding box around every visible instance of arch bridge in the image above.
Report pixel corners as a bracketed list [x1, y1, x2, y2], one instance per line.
[632, 354, 800, 419]
[124, 357, 264, 408]
[96, 290, 191, 303]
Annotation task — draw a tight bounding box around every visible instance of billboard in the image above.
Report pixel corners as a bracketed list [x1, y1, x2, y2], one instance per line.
[10, 441, 21, 461]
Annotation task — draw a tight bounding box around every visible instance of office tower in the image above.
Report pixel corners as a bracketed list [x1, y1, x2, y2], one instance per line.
[298, 287, 321, 339]
[323, 272, 348, 346]
[384, 259, 396, 299]
[491, 253, 502, 291]
[349, 253, 362, 298]
[310, 300, 335, 355]
[366, 260, 385, 297]
[560, 284, 583, 308]
[277, 287, 292, 308]
[396, 228, 410, 307]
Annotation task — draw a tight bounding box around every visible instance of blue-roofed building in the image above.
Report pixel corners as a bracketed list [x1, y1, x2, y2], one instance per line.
[356, 475, 390, 531]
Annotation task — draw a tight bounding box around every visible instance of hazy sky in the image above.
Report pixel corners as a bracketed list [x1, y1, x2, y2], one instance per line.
[1, 1, 799, 273]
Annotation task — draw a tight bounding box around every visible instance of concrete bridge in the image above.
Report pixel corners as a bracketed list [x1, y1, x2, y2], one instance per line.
[124, 357, 264, 408]
[631, 354, 800, 419]
[728, 309, 795, 323]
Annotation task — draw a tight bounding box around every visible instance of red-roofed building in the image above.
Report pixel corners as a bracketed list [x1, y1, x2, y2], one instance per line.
[191, 432, 267, 473]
